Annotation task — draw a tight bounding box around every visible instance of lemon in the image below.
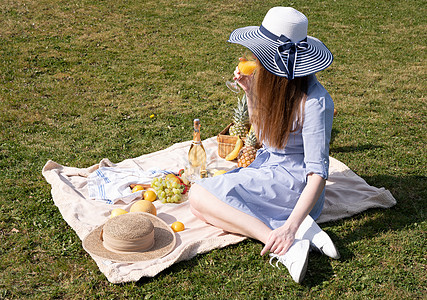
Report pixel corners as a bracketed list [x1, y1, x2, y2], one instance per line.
[110, 208, 128, 218]
[171, 221, 185, 232]
[143, 190, 157, 202]
[131, 185, 144, 193]
[130, 200, 157, 215]
[213, 170, 227, 177]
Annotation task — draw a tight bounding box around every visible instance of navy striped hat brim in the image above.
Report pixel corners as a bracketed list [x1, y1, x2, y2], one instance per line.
[228, 26, 333, 78]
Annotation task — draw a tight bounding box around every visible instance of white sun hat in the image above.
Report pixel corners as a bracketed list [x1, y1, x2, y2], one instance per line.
[228, 7, 333, 79]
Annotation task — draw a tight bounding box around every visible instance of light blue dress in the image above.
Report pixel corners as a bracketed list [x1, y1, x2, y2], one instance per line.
[198, 75, 334, 230]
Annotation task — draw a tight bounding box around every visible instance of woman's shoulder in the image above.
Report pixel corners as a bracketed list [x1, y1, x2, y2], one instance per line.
[307, 75, 331, 98]
[303, 75, 334, 119]
[306, 75, 334, 107]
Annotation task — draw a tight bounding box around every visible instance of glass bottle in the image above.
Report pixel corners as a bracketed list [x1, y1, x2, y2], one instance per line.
[188, 118, 207, 180]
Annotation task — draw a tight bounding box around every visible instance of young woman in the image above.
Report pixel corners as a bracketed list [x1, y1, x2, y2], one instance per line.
[189, 7, 339, 283]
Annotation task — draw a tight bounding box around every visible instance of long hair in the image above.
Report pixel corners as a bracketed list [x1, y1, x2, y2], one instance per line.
[251, 61, 308, 149]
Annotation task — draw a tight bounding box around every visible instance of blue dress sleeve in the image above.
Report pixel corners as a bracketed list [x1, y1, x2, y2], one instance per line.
[302, 91, 334, 180]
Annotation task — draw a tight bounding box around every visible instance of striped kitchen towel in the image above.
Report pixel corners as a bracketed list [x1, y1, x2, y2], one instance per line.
[87, 167, 172, 204]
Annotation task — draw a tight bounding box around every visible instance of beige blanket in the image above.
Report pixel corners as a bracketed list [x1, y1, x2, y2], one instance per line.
[42, 137, 396, 283]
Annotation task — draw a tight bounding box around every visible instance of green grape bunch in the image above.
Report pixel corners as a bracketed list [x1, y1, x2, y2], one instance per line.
[150, 176, 186, 203]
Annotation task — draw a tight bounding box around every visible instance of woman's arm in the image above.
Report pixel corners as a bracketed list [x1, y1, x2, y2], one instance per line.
[260, 173, 326, 256]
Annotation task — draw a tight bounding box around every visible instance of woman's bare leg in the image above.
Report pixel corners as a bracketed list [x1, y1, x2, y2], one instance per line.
[189, 183, 272, 244]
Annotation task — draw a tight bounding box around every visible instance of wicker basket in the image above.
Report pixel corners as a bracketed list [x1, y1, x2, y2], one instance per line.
[217, 123, 245, 159]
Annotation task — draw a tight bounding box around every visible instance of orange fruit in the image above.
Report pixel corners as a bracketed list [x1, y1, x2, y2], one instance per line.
[171, 221, 185, 232]
[143, 190, 157, 202]
[110, 208, 128, 218]
[131, 185, 144, 193]
[130, 200, 157, 215]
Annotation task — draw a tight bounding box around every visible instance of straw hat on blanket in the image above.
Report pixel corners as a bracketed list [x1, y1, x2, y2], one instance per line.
[83, 212, 176, 263]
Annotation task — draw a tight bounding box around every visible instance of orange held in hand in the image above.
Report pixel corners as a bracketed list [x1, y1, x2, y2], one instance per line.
[171, 221, 185, 232]
[238, 60, 257, 76]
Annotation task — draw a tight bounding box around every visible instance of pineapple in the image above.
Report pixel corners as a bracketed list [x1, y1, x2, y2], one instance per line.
[237, 128, 258, 168]
[229, 94, 250, 137]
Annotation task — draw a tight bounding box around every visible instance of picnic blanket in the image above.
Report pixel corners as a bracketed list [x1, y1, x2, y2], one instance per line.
[42, 137, 396, 283]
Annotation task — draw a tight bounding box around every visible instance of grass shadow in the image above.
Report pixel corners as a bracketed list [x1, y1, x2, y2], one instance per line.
[330, 127, 339, 145]
[321, 174, 425, 261]
[330, 143, 383, 153]
[303, 253, 335, 287]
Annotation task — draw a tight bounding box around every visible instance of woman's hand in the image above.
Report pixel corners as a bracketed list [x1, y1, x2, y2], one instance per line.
[234, 57, 253, 92]
[260, 174, 326, 256]
[260, 221, 298, 256]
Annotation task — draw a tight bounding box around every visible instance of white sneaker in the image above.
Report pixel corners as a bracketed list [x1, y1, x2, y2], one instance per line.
[269, 239, 310, 284]
[295, 215, 340, 259]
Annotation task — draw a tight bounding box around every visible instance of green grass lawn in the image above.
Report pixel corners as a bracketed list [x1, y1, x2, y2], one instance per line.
[1, 0, 425, 298]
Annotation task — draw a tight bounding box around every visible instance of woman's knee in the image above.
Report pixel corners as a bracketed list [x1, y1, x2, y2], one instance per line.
[188, 184, 210, 221]
[189, 183, 219, 212]
[188, 183, 204, 210]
